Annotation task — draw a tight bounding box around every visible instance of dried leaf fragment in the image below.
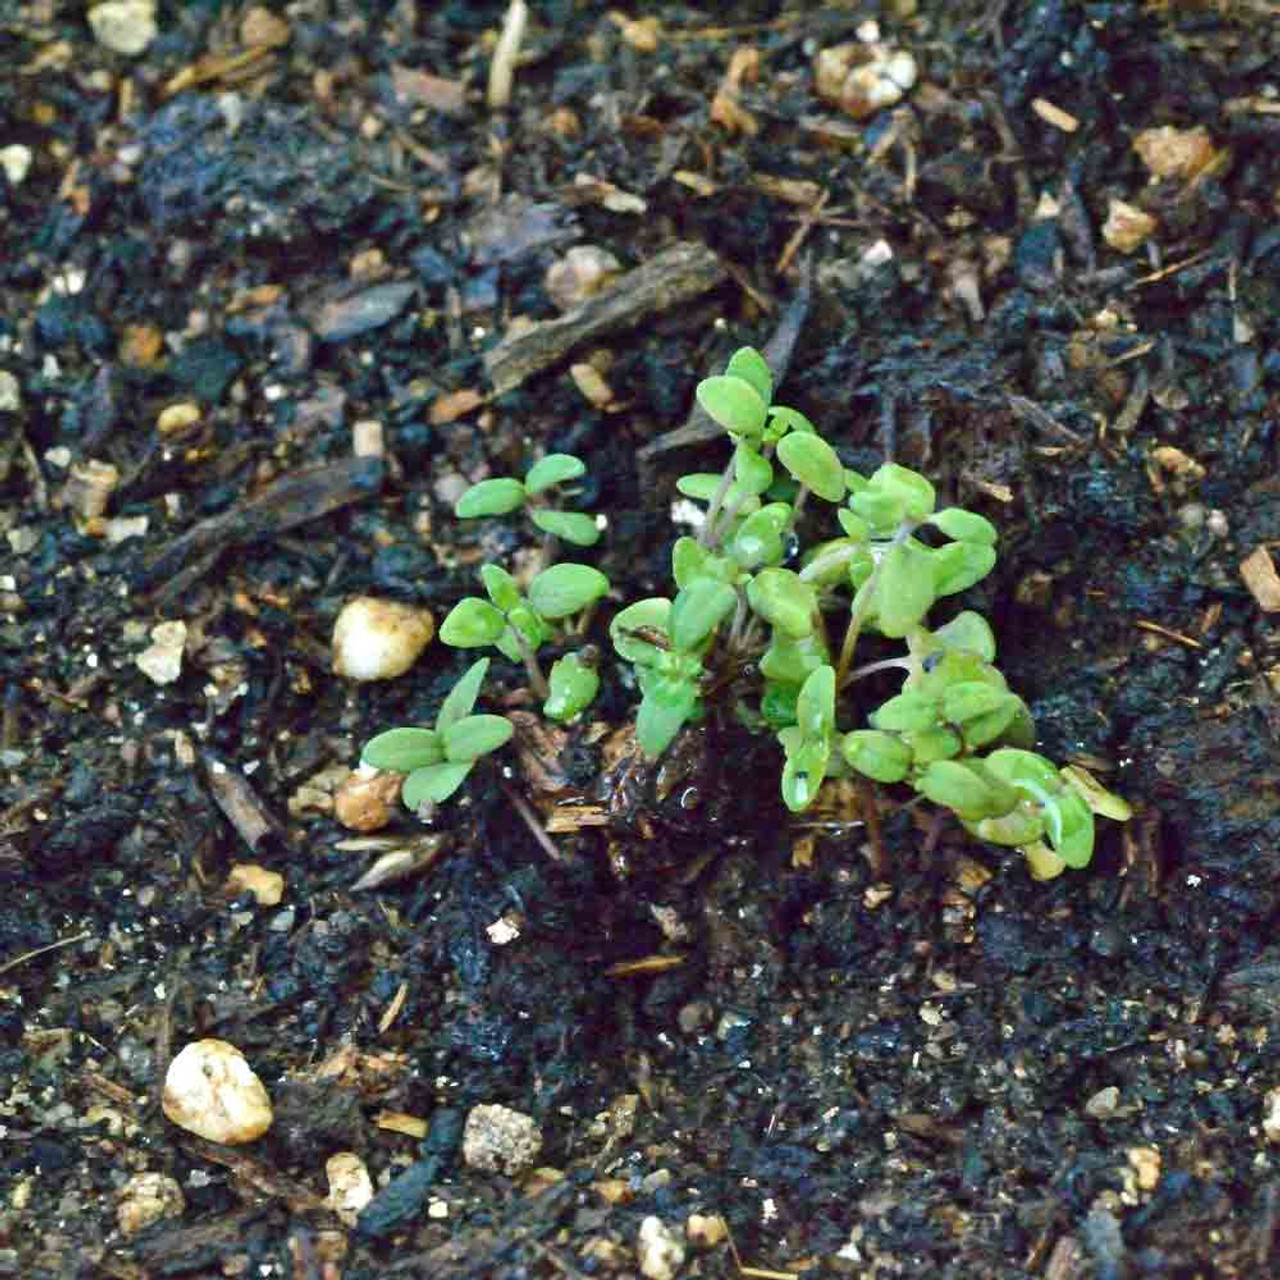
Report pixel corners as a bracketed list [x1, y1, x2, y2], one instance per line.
[1240, 546, 1280, 612]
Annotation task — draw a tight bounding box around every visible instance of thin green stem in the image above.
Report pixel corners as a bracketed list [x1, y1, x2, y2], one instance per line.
[698, 459, 737, 550]
[835, 520, 916, 690]
[506, 624, 550, 700]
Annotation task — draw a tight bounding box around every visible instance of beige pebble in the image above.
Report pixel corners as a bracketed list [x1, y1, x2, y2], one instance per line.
[1264, 1087, 1280, 1143]
[815, 42, 918, 120]
[686, 1212, 727, 1248]
[332, 597, 434, 681]
[1102, 199, 1157, 253]
[325, 1152, 374, 1225]
[116, 1171, 185, 1237]
[136, 620, 187, 686]
[636, 1215, 687, 1280]
[88, 1, 158, 56]
[462, 1103, 543, 1177]
[225, 864, 284, 906]
[162, 1039, 273, 1145]
[334, 767, 404, 832]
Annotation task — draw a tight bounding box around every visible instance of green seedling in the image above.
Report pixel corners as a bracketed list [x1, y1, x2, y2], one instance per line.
[361, 658, 513, 809]
[362, 346, 1129, 875]
[456, 452, 601, 547]
[439, 562, 608, 721]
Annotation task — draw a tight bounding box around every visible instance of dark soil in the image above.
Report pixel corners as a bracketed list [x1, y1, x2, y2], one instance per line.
[2, 2, 1279, 1277]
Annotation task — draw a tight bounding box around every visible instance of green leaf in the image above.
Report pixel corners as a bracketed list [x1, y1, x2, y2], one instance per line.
[725, 347, 772, 406]
[868, 463, 936, 520]
[842, 730, 912, 783]
[527, 564, 609, 619]
[799, 538, 864, 586]
[930, 507, 998, 546]
[544, 652, 600, 722]
[362, 727, 444, 772]
[676, 472, 760, 514]
[670, 578, 738, 653]
[931, 611, 996, 662]
[848, 487, 906, 532]
[456, 478, 526, 518]
[871, 689, 939, 734]
[874, 542, 937, 637]
[494, 605, 551, 662]
[443, 713, 514, 762]
[695, 374, 768, 440]
[941, 681, 1010, 724]
[902, 725, 962, 763]
[403, 761, 474, 807]
[437, 658, 491, 730]
[796, 664, 836, 739]
[524, 453, 585, 494]
[440, 598, 507, 648]
[958, 696, 1021, 749]
[760, 681, 799, 728]
[636, 677, 700, 758]
[835, 509, 870, 542]
[1043, 789, 1095, 868]
[781, 739, 829, 812]
[733, 443, 774, 496]
[529, 509, 601, 546]
[480, 564, 522, 613]
[917, 760, 1001, 821]
[776, 431, 847, 503]
[759, 631, 829, 685]
[932, 542, 997, 596]
[747, 568, 816, 639]
[732, 505, 788, 571]
[967, 802, 1045, 847]
[983, 748, 1060, 793]
[610, 598, 672, 664]
[766, 405, 817, 441]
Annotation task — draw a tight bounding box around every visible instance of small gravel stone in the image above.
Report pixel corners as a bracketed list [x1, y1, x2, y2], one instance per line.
[462, 1103, 543, 1177]
[88, 1, 158, 56]
[116, 1172, 184, 1236]
[136, 620, 187, 686]
[636, 1215, 687, 1280]
[1084, 1086, 1119, 1119]
[331, 597, 434, 681]
[0, 145, 32, 188]
[1264, 1087, 1280, 1144]
[0, 371, 21, 413]
[162, 1039, 273, 1145]
[325, 1152, 374, 1225]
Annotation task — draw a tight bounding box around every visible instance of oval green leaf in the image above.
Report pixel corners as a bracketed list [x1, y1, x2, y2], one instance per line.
[527, 563, 609, 619]
[695, 374, 768, 439]
[747, 568, 816, 639]
[930, 507, 998, 546]
[842, 730, 912, 783]
[455, 477, 526, 518]
[725, 347, 772, 406]
[403, 761, 473, 808]
[443, 713, 514, 762]
[529, 509, 601, 547]
[544, 652, 600, 722]
[776, 431, 847, 503]
[874, 541, 937, 637]
[362, 727, 443, 772]
[524, 453, 585, 494]
[439, 597, 507, 648]
[437, 657, 491, 730]
[933, 542, 997, 597]
[670, 578, 738, 653]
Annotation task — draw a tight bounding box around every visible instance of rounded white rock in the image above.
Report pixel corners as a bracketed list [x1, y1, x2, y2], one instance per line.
[332, 597, 434, 681]
[162, 1039, 273, 1145]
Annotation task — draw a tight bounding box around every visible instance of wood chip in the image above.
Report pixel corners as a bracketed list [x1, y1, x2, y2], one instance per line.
[1031, 97, 1079, 132]
[1240, 546, 1280, 612]
[483, 241, 726, 395]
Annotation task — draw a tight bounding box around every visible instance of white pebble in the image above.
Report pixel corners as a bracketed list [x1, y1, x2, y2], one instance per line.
[325, 1152, 374, 1225]
[162, 1039, 273, 1145]
[331, 597, 434, 681]
[636, 1215, 687, 1280]
[88, 0, 159, 56]
[136, 620, 187, 686]
[117, 1171, 185, 1236]
[462, 1103, 543, 1177]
